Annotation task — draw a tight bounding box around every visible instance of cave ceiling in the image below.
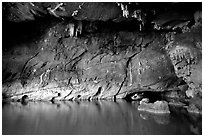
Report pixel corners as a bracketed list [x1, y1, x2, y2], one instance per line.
[3, 2, 201, 24]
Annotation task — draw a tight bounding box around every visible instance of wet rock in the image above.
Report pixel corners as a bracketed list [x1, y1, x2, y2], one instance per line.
[187, 104, 201, 114]
[51, 93, 61, 102]
[21, 95, 29, 105]
[138, 100, 170, 114]
[168, 99, 186, 107]
[140, 98, 150, 103]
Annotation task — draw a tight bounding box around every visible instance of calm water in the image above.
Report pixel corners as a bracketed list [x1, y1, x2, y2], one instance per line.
[2, 100, 202, 135]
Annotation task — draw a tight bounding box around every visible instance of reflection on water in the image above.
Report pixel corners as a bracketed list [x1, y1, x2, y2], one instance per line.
[2, 101, 202, 135]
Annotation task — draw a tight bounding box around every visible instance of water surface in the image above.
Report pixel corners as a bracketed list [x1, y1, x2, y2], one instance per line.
[2, 100, 202, 135]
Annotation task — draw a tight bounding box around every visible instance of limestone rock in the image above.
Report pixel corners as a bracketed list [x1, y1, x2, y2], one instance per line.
[2, 7, 201, 102]
[138, 100, 170, 114]
[166, 25, 202, 99]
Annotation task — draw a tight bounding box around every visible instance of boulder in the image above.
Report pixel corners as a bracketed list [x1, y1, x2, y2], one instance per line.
[129, 41, 177, 90]
[138, 100, 170, 114]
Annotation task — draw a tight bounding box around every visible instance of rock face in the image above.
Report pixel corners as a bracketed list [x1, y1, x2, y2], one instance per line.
[3, 2, 122, 22]
[167, 26, 202, 98]
[2, 22, 178, 101]
[2, 2, 202, 110]
[187, 104, 202, 114]
[130, 41, 177, 90]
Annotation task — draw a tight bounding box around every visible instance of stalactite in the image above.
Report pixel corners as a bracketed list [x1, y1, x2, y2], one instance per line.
[75, 21, 82, 37]
[47, 3, 64, 17]
[68, 23, 75, 37]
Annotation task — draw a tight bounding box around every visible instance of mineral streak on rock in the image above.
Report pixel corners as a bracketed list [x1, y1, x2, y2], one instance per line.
[166, 25, 202, 99]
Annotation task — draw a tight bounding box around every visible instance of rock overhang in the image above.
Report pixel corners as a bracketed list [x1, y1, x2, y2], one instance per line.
[2, 2, 202, 115]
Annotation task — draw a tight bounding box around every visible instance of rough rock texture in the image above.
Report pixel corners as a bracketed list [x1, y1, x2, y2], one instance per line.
[166, 26, 202, 98]
[2, 2, 202, 112]
[138, 99, 170, 114]
[2, 21, 178, 101]
[3, 2, 200, 26]
[187, 104, 202, 114]
[2, 2, 122, 22]
[164, 22, 202, 113]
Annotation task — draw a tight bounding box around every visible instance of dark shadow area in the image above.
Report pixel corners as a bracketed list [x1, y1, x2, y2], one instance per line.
[2, 16, 60, 50]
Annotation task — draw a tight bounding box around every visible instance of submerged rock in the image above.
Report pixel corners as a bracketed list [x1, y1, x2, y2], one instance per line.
[138, 100, 170, 114]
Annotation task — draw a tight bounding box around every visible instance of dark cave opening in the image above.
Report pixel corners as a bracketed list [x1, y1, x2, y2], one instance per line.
[3, 17, 144, 42]
[124, 91, 164, 103]
[2, 16, 59, 50]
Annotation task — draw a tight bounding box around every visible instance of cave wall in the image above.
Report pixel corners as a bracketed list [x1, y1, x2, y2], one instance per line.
[2, 2, 202, 106]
